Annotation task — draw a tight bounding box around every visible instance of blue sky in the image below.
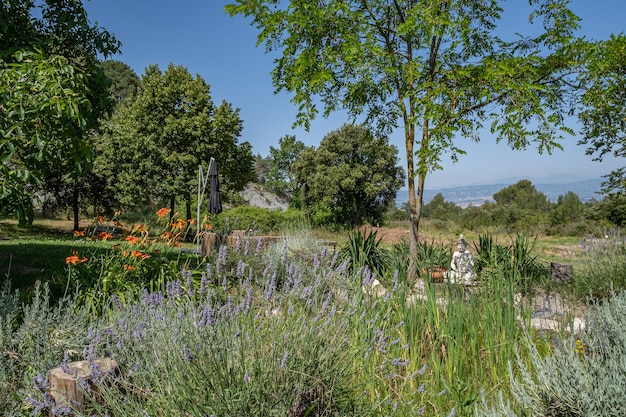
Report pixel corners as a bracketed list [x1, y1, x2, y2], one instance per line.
[83, 0, 624, 188]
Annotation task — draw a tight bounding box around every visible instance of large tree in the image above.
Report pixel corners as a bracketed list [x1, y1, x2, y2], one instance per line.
[226, 0, 582, 276]
[292, 124, 404, 227]
[0, 0, 119, 226]
[96, 64, 254, 218]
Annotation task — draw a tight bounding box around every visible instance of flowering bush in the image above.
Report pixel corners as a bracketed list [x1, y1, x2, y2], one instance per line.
[65, 208, 210, 314]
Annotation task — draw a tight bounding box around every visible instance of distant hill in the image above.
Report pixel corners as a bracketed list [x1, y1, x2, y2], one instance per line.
[395, 178, 605, 207]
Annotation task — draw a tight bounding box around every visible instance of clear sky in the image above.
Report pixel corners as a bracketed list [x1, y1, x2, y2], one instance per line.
[82, 0, 624, 189]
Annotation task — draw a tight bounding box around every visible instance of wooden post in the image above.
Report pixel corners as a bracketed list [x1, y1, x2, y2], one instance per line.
[48, 358, 118, 415]
[201, 232, 221, 257]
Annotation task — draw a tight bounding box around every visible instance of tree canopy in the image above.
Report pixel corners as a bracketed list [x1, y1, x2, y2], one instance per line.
[101, 60, 142, 102]
[578, 34, 626, 195]
[0, 0, 119, 224]
[95, 63, 254, 216]
[226, 0, 583, 271]
[292, 124, 404, 228]
[266, 135, 306, 203]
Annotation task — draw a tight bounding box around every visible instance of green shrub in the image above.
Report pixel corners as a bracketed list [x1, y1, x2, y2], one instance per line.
[476, 290, 626, 417]
[213, 206, 306, 234]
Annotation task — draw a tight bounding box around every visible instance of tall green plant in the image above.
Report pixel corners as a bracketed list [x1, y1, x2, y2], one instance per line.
[340, 229, 390, 279]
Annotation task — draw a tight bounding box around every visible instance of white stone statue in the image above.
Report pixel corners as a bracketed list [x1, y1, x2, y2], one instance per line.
[446, 234, 476, 285]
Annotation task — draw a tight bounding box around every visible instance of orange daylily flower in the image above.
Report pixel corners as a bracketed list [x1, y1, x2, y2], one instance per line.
[171, 218, 186, 230]
[131, 250, 151, 260]
[124, 264, 136, 271]
[156, 208, 171, 218]
[73, 230, 86, 237]
[173, 241, 181, 247]
[134, 223, 147, 233]
[96, 215, 107, 224]
[125, 235, 140, 245]
[98, 232, 113, 241]
[66, 253, 88, 265]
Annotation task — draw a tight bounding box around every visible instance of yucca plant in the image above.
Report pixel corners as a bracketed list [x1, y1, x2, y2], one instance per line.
[339, 229, 390, 280]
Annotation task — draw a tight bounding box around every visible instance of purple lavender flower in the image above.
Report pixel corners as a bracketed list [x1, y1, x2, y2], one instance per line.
[216, 245, 228, 273]
[321, 292, 333, 314]
[255, 237, 263, 253]
[182, 345, 194, 363]
[236, 260, 246, 277]
[362, 265, 374, 286]
[281, 241, 288, 264]
[390, 357, 410, 367]
[313, 253, 320, 272]
[280, 351, 289, 369]
[32, 374, 48, 391]
[60, 351, 72, 374]
[264, 272, 277, 300]
[244, 372, 250, 382]
[184, 269, 194, 298]
[244, 240, 250, 256]
[199, 272, 208, 299]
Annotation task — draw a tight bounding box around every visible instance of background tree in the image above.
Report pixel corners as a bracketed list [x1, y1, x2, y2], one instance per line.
[493, 180, 550, 211]
[492, 180, 550, 231]
[96, 64, 253, 217]
[422, 193, 462, 221]
[254, 154, 272, 184]
[101, 60, 142, 102]
[548, 191, 586, 235]
[292, 124, 404, 228]
[578, 34, 626, 195]
[226, 0, 583, 274]
[266, 135, 306, 206]
[0, 0, 119, 226]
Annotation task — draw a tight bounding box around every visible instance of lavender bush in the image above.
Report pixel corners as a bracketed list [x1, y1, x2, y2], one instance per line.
[8, 230, 444, 416]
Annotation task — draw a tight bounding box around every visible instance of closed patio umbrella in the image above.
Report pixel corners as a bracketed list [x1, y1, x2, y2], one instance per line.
[207, 157, 222, 214]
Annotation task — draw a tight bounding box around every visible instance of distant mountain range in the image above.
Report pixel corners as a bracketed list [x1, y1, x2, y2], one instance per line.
[395, 178, 605, 207]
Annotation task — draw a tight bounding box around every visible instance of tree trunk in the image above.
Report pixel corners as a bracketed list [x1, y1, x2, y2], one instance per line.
[186, 199, 192, 223]
[72, 186, 80, 231]
[406, 120, 419, 282]
[169, 196, 176, 223]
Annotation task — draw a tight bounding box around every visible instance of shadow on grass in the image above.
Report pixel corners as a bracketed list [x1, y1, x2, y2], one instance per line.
[0, 240, 84, 292]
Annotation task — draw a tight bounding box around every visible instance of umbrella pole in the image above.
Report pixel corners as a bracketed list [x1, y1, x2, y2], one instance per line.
[196, 165, 210, 253]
